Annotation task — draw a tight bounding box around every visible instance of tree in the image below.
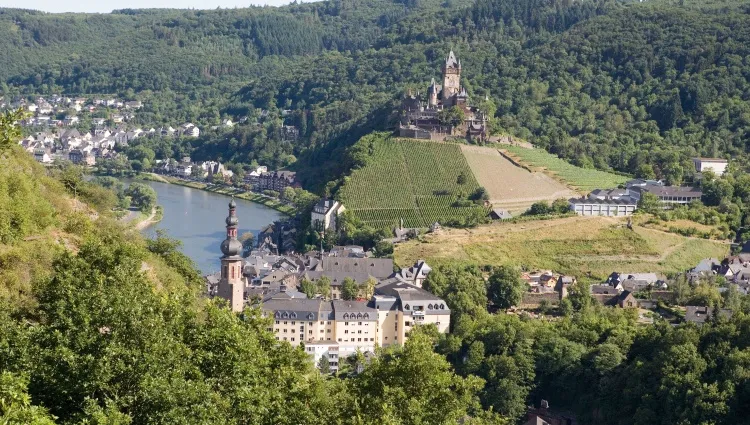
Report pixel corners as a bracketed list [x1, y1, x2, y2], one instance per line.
[567, 281, 592, 311]
[438, 106, 465, 127]
[0, 109, 26, 153]
[300, 278, 317, 299]
[316, 276, 331, 300]
[703, 178, 734, 206]
[124, 182, 157, 212]
[359, 277, 377, 300]
[457, 171, 467, 185]
[527, 201, 551, 216]
[0, 372, 56, 425]
[638, 192, 661, 214]
[341, 277, 359, 300]
[238, 232, 255, 257]
[318, 355, 331, 374]
[345, 330, 487, 424]
[487, 266, 525, 309]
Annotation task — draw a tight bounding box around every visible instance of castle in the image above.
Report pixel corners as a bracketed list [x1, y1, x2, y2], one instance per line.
[398, 51, 488, 141]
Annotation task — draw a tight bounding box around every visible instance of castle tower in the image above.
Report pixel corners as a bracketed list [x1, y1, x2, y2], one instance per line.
[441, 50, 461, 104]
[428, 78, 439, 107]
[217, 198, 245, 312]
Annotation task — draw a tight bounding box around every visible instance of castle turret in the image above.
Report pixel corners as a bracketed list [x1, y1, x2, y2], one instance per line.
[442, 50, 461, 104]
[217, 198, 245, 312]
[428, 78, 439, 107]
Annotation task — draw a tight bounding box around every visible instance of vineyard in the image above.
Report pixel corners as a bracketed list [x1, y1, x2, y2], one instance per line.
[502, 145, 628, 192]
[338, 136, 488, 228]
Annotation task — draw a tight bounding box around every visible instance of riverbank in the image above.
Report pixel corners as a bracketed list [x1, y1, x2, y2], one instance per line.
[158, 175, 295, 216]
[97, 170, 295, 216]
[121, 206, 163, 231]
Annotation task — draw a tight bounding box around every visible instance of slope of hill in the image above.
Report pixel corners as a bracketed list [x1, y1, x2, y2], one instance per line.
[502, 145, 629, 192]
[460, 144, 577, 212]
[394, 215, 730, 281]
[337, 133, 488, 228]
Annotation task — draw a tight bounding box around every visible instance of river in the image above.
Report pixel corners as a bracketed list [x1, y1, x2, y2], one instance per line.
[136, 181, 283, 275]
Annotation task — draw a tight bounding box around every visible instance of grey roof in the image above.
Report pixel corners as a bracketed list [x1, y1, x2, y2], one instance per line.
[620, 279, 651, 292]
[317, 257, 393, 279]
[685, 306, 733, 324]
[692, 258, 721, 273]
[637, 185, 702, 198]
[300, 271, 374, 287]
[445, 50, 459, 68]
[371, 295, 399, 311]
[375, 279, 447, 305]
[569, 197, 638, 205]
[261, 298, 324, 321]
[590, 285, 618, 295]
[331, 300, 377, 321]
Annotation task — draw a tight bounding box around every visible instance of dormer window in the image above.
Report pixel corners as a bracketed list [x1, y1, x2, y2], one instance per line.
[404, 304, 410, 310]
[428, 304, 433, 310]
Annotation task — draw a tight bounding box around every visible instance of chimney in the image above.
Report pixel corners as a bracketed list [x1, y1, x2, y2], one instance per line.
[540, 400, 549, 409]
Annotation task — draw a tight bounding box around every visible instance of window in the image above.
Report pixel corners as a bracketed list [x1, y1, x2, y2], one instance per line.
[283, 337, 287, 341]
[291, 338, 295, 342]
[345, 330, 349, 334]
[370, 338, 374, 342]
[385, 337, 388, 341]
[320, 330, 324, 333]
[345, 322, 349, 326]
[405, 321, 411, 327]
[358, 330, 362, 334]
[351, 338, 355, 342]
[276, 337, 279, 340]
[299, 326, 304, 331]
[309, 330, 313, 335]
[338, 338, 342, 342]
[283, 329, 287, 333]
[283, 321, 288, 325]
[358, 338, 361, 342]
[275, 320, 279, 324]
[291, 321, 296, 325]
[309, 322, 313, 325]
[358, 321, 362, 325]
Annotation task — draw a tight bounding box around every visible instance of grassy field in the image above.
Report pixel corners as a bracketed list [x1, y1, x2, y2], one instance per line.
[394, 215, 729, 282]
[502, 145, 628, 192]
[461, 145, 578, 212]
[338, 135, 488, 228]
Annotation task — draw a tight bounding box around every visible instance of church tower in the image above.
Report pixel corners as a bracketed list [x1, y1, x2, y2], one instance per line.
[217, 198, 245, 312]
[441, 50, 461, 103]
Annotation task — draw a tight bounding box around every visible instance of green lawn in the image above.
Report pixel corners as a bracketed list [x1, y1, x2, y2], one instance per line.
[503, 145, 628, 192]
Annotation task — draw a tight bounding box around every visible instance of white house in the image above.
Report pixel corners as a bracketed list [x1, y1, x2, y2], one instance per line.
[304, 342, 341, 373]
[312, 199, 346, 231]
[694, 158, 728, 175]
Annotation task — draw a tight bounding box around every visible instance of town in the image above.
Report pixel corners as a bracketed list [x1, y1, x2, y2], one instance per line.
[3, 4, 750, 419]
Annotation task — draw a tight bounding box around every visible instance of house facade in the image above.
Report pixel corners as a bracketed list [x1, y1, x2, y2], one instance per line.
[311, 199, 346, 232]
[568, 197, 637, 216]
[693, 158, 728, 175]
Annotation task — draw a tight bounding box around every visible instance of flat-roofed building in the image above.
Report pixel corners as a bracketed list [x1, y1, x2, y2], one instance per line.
[568, 197, 637, 217]
[693, 158, 728, 175]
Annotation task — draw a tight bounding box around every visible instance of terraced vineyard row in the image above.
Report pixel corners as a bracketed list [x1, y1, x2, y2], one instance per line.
[338, 135, 488, 228]
[503, 145, 628, 192]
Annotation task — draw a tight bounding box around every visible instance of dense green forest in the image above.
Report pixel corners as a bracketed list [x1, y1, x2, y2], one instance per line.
[4, 0, 750, 191]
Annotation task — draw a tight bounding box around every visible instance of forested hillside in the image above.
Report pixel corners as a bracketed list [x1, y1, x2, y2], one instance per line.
[3, 0, 750, 190]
